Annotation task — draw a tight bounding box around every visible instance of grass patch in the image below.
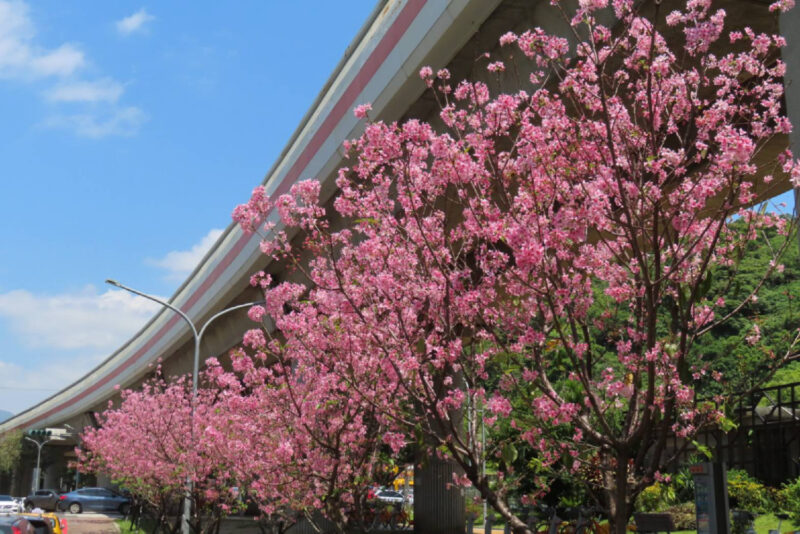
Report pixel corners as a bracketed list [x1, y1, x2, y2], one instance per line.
[671, 513, 799, 534]
[115, 518, 149, 534]
[753, 514, 800, 534]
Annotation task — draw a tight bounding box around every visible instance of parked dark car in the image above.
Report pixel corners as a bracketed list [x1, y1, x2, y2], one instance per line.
[57, 488, 130, 515]
[23, 490, 61, 512]
[0, 516, 34, 534]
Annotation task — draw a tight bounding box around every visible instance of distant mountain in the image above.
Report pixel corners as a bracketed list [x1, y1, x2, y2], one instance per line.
[0, 410, 13, 423]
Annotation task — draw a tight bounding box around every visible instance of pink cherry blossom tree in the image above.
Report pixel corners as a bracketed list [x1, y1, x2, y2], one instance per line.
[79, 371, 243, 534]
[233, 0, 800, 531]
[201, 345, 401, 534]
[79, 360, 399, 534]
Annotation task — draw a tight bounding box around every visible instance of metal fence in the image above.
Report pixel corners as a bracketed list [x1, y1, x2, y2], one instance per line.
[668, 381, 800, 485]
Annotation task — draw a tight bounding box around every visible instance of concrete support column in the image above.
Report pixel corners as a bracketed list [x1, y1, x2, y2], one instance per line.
[781, 6, 800, 239]
[414, 455, 465, 534]
[43, 452, 67, 491]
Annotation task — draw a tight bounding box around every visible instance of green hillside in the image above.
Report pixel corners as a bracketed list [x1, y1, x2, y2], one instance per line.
[692, 220, 800, 395]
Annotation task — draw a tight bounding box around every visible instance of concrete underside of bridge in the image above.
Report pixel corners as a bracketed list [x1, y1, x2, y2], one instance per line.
[1, 0, 798, 532]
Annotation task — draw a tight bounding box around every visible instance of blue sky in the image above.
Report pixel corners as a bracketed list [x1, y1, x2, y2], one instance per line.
[0, 1, 375, 414]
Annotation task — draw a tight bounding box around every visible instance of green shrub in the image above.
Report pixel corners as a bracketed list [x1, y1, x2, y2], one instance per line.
[465, 499, 481, 522]
[671, 466, 696, 503]
[727, 469, 770, 514]
[663, 502, 697, 530]
[779, 477, 800, 523]
[636, 482, 677, 513]
[764, 486, 786, 514]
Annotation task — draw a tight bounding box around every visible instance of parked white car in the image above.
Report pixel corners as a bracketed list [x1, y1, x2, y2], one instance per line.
[0, 494, 21, 513]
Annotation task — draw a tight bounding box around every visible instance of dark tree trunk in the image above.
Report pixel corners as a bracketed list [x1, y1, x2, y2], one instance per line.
[606, 453, 632, 534]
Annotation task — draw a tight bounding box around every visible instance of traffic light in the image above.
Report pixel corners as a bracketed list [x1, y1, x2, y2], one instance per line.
[27, 429, 51, 438]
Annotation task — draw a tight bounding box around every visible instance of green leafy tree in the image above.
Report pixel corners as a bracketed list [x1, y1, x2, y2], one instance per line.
[0, 431, 23, 474]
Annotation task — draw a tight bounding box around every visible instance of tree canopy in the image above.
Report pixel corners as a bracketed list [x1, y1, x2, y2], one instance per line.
[0, 430, 22, 474]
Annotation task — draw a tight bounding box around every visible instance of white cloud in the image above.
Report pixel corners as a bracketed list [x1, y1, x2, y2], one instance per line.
[0, 285, 165, 413]
[29, 44, 84, 77]
[43, 106, 148, 138]
[0, 286, 163, 351]
[0, 1, 84, 79]
[147, 229, 224, 280]
[0, 228, 221, 414]
[116, 8, 154, 36]
[0, 354, 108, 415]
[0, 1, 147, 140]
[45, 78, 125, 103]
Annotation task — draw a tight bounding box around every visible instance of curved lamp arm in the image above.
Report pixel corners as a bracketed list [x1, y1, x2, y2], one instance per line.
[106, 279, 264, 393]
[106, 279, 199, 339]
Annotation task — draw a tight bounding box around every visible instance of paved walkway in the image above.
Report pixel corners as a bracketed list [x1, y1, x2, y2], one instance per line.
[59, 512, 120, 534]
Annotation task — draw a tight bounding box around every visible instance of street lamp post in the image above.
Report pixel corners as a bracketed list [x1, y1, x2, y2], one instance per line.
[24, 435, 51, 493]
[106, 279, 262, 534]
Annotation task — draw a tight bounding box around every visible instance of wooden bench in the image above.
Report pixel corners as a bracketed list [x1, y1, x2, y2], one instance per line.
[634, 513, 677, 534]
